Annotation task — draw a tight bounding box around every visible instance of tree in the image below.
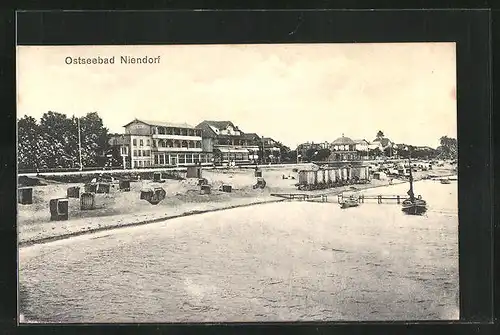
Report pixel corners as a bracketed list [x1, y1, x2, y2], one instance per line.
[274, 140, 291, 163]
[39, 111, 78, 168]
[17, 116, 45, 170]
[383, 146, 392, 157]
[315, 148, 331, 161]
[78, 112, 110, 167]
[21, 111, 111, 170]
[437, 136, 457, 159]
[397, 145, 410, 159]
[376, 130, 385, 139]
[368, 147, 382, 159]
[305, 148, 316, 162]
[286, 149, 298, 163]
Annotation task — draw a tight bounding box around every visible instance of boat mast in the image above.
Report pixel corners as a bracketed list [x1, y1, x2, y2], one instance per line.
[407, 149, 415, 201]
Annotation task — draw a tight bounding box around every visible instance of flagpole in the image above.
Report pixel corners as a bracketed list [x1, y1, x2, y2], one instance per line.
[77, 116, 83, 171]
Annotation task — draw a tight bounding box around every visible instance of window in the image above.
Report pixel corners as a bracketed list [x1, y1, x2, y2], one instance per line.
[186, 155, 193, 164]
[145, 150, 150, 156]
[154, 155, 159, 165]
[121, 147, 127, 155]
[138, 150, 142, 157]
[133, 139, 137, 146]
[140, 139, 144, 147]
[133, 150, 137, 157]
[179, 155, 185, 164]
[159, 155, 165, 165]
[146, 139, 150, 146]
[133, 161, 138, 168]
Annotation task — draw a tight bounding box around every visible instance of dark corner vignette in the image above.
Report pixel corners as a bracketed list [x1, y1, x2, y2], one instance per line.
[11, 8, 493, 335]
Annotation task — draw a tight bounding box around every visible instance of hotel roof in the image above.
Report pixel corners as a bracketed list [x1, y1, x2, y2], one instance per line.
[123, 118, 195, 129]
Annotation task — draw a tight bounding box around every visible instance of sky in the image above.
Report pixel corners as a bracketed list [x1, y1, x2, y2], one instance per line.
[17, 43, 456, 149]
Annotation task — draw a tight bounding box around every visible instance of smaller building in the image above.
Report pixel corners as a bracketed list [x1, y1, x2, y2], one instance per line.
[196, 120, 262, 165]
[262, 137, 281, 164]
[368, 136, 396, 157]
[297, 142, 322, 152]
[108, 134, 131, 168]
[242, 133, 261, 163]
[319, 141, 330, 150]
[296, 142, 323, 162]
[353, 139, 370, 152]
[329, 134, 361, 161]
[370, 136, 394, 150]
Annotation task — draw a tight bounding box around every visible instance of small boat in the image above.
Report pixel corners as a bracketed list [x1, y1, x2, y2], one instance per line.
[402, 153, 428, 215]
[440, 178, 451, 184]
[402, 197, 428, 215]
[340, 196, 359, 209]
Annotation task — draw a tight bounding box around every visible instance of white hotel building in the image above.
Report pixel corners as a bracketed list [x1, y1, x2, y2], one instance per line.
[110, 119, 213, 168]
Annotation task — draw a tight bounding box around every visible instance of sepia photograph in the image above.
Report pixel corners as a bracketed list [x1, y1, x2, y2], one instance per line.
[17, 43, 459, 323]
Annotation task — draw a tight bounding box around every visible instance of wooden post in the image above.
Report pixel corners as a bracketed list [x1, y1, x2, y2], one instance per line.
[397, 195, 400, 204]
[378, 195, 382, 204]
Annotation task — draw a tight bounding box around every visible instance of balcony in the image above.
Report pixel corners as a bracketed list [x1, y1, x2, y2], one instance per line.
[216, 144, 259, 150]
[152, 126, 202, 138]
[154, 147, 203, 152]
[152, 134, 201, 141]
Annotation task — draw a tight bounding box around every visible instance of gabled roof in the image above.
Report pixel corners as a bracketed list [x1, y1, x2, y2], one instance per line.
[198, 120, 237, 130]
[352, 139, 369, 144]
[372, 137, 392, 146]
[123, 118, 194, 129]
[196, 120, 249, 138]
[196, 121, 218, 138]
[241, 133, 260, 140]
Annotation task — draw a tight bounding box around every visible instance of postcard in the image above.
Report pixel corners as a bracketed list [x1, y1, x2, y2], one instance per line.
[17, 43, 458, 323]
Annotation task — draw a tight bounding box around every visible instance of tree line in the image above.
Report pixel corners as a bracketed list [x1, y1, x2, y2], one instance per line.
[17, 112, 110, 171]
[289, 130, 458, 163]
[17, 117, 457, 170]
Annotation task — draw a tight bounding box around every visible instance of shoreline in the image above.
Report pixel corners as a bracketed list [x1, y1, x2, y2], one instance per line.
[17, 184, 382, 248]
[18, 170, 455, 248]
[18, 197, 287, 248]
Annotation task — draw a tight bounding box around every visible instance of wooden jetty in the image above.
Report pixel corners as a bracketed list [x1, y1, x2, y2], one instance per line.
[270, 193, 329, 203]
[271, 192, 422, 205]
[338, 193, 421, 204]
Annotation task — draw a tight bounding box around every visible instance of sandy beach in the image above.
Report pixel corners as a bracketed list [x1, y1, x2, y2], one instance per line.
[17, 165, 456, 246]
